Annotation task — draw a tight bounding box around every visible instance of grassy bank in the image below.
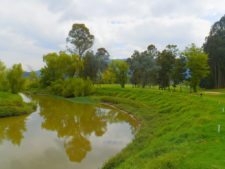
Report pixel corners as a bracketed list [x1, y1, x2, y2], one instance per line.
[91, 85, 225, 169]
[0, 92, 36, 117]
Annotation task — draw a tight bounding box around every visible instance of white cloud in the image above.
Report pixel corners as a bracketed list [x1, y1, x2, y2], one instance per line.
[0, 0, 224, 70]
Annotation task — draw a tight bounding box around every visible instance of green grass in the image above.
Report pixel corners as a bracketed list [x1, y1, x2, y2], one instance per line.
[89, 85, 225, 169]
[0, 92, 36, 117]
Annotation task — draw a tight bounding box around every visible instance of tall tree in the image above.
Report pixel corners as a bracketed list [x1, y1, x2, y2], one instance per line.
[108, 60, 129, 88]
[127, 50, 141, 86]
[128, 44, 159, 88]
[7, 64, 25, 93]
[83, 51, 98, 81]
[184, 44, 209, 92]
[83, 48, 110, 83]
[157, 45, 177, 89]
[204, 15, 225, 88]
[171, 55, 186, 90]
[67, 24, 94, 58]
[95, 48, 110, 73]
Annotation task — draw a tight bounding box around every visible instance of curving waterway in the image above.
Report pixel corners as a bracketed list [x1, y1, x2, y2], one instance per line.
[0, 94, 138, 169]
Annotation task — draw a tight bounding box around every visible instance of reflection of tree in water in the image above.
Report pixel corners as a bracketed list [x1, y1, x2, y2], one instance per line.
[64, 135, 91, 162]
[34, 96, 107, 162]
[0, 115, 27, 145]
[32, 95, 137, 163]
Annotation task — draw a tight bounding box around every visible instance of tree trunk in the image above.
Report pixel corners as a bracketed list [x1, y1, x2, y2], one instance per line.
[214, 64, 218, 88]
[193, 85, 197, 93]
[217, 64, 225, 88]
[121, 83, 125, 88]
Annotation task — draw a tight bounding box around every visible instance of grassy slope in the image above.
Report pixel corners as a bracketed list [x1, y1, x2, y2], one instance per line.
[0, 92, 35, 117]
[92, 85, 225, 169]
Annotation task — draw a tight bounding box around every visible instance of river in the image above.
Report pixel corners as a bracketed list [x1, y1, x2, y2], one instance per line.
[0, 94, 138, 169]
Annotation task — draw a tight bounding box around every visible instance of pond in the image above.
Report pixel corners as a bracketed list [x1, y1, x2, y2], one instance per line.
[0, 94, 138, 169]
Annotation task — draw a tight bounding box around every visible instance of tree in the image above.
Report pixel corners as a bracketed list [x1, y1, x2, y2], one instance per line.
[157, 45, 177, 89]
[127, 50, 141, 86]
[83, 48, 110, 83]
[67, 24, 94, 58]
[128, 44, 159, 88]
[95, 48, 110, 73]
[40, 52, 82, 86]
[7, 64, 25, 93]
[95, 48, 110, 84]
[171, 55, 186, 90]
[0, 61, 8, 91]
[184, 44, 209, 92]
[204, 15, 225, 88]
[102, 69, 116, 84]
[108, 60, 129, 88]
[83, 51, 98, 81]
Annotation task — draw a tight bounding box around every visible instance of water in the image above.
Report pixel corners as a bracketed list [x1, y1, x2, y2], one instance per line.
[0, 94, 138, 169]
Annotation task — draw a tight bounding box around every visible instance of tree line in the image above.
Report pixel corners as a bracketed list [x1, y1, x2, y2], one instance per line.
[2, 15, 225, 95]
[203, 15, 225, 89]
[128, 43, 208, 92]
[37, 23, 209, 93]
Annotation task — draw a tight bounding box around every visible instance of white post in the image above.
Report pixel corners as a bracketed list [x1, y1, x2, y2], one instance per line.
[218, 124, 221, 133]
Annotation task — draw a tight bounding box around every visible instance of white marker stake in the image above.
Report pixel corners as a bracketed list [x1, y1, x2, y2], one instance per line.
[218, 124, 221, 133]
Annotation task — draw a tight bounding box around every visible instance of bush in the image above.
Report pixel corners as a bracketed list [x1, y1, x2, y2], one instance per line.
[83, 78, 94, 96]
[50, 79, 64, 95]
[62, 79, 78, 97]
[50, 78, 94, 98]
[73, 78, 85, 97]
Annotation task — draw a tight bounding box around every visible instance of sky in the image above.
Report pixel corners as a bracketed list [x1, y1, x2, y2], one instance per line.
[0, 0, 225, 70]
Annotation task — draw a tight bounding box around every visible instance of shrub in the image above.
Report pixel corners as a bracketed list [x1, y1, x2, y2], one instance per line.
[50, 78, 94, 98]
[62, 79, 78, 97]
[73, 78, 85, 97]
[50, 79, 64, 95]
[83, 78, 94, 96]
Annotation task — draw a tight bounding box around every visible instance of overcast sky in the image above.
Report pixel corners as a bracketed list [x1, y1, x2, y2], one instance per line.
[0, 0, 225, 70]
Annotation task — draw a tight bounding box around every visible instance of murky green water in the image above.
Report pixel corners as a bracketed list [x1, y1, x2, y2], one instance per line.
[0, 94, 137, 169]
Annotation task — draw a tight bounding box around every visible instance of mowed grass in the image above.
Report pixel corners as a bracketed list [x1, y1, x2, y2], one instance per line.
[0, 92, 36, 117]
[92, 85, 225, 169]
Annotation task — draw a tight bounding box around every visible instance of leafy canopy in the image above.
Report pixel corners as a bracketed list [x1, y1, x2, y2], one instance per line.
[67, 24, 94, 58]
[7, 64, 25, 93]
[184, 44, 209, 92]
[108, 60, 129, 88]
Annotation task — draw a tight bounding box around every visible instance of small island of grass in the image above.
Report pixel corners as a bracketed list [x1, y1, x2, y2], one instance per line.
[0, 92, 36, 117]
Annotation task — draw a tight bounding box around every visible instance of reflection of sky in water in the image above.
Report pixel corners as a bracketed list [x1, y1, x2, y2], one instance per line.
[0, 95, 137, 169]
[19, 93, 32, 103]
